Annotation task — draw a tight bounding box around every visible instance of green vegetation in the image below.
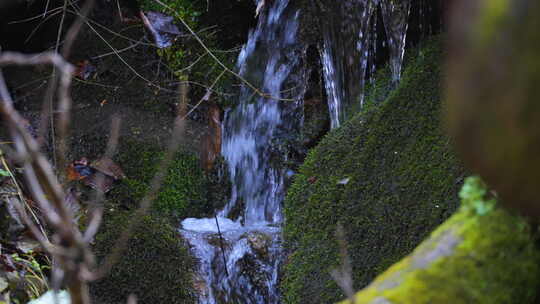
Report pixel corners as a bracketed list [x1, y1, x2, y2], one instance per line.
[339, 177, 540, 303]
[91, 212, 196, 304]
[109, 140, 211, 217]
[282, 40, 465, 303]
[89, 139, 214, 303]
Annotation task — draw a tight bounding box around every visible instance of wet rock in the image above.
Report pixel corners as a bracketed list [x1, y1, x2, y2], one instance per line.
[237, 254, 269, 300]
[246, 232, 272, 259]
[302, 97, 330, 151]
[192, 273, 208, 299]
[226, 198, 245, 223]
[205, 234, 231, 250]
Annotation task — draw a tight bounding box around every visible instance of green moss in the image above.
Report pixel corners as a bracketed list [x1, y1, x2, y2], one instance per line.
[109, 140, 212, 217]
[339, 177, 540, 304]
[91, 212, 196, 304]
[282, 39, 464, 303]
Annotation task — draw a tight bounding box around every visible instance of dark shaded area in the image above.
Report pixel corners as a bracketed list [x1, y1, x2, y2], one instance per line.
[446, 0, 540, 219]
[0, 0, 68, 52]
[200, 0, 257, 50]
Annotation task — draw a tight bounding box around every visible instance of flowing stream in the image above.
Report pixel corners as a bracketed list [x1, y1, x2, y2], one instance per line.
[180, 0, 306, 303]
[321, 0, 411, 129]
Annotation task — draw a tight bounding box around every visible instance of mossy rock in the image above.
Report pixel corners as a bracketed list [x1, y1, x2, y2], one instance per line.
[282, 40, 464, 303]
[91, 212, 196, 304]
[109, 139, 212, 217]
[339, 177, 540, 303]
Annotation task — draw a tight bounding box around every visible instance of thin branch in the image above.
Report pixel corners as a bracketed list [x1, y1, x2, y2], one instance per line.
[0, 151, 50, 243]
[181, 69, 225, 120]
[62, 0, 96, 59]
[90, 39, 143, 60]
[8, 5, 64, 24]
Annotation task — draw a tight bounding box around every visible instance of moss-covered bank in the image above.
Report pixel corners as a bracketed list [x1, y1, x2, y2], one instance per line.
[282, 40, 464, 303]
[109, 140, 214, 217]
[339, 177, 540, 303]
[90, 139, 228, 303]
[91, 212, 196, 304]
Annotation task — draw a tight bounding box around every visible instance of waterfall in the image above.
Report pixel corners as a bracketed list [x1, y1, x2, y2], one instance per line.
[380, 0, 411, 85]
[368, 10, 379, 84]
[320, 0, 378, 129]
[319, 0, 413, 129]
[180, 0, 307, 302]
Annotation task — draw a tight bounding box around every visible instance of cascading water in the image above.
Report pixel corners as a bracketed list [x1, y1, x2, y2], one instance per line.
[319, 0, 378, 129]
[380, 0, 411, 85]
[180, 0, 307, 303]
[368, 10, 379, 84]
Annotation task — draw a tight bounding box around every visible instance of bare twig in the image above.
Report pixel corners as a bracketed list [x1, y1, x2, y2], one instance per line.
[1, 92, 94, 304]
[0, 51, 74, 174]
[83, 115, 121, 243]
[62, 0, 96, 59]
[0, 52, 92, 304]
[330, 223, 355, 303]
[0, 150, 50, 243]
[90, 39, 143, 60]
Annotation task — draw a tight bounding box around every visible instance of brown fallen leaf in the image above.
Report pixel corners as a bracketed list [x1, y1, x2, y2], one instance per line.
[90, 157, 126, 180]
[140, 11, 182, 48]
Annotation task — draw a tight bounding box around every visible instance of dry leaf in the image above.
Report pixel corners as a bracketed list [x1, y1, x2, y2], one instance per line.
[140, 11, 182, 48]
[90, 157, 126, 180]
